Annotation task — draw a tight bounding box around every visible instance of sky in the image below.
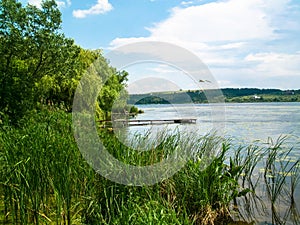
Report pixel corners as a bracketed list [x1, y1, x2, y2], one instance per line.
[21, 0, 300, 92]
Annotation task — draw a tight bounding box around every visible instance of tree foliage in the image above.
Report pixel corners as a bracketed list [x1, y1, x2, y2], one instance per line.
[0, 0, 79, 122]
[0, 0, 129, 123]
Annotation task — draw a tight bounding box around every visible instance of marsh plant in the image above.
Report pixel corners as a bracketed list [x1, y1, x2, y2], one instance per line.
[0, 110, 299, 224]
[231, 136, 300, 224]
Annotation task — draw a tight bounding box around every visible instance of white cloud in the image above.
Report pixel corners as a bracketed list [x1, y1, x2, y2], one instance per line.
[152, 0, 277, 42]
[110, 37, 155, 48]
[150, 64, 181, 74]
[110, 0, 282, 55]
[28, 0, 41, 7]
[245, 52, 300, 77]
[109, 0, 300, 89]
[56, 0, 71, 8]
[127, 77, 180, 94]
[28, 0, 71, 8]
[125, 63, 202, 94]
[212, 65, 300, 89]
[109, 36, 244, 68]
[181, 1, 195, 6]
[210, 51, 300, 89]
[56, 1, 66, 8]
[73, 0, 113, 18]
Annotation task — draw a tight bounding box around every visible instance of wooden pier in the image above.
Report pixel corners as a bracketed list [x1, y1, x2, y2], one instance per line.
[98, 118, 197, 127]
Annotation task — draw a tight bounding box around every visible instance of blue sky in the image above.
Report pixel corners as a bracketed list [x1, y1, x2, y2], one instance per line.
[22, 0, 300, 91]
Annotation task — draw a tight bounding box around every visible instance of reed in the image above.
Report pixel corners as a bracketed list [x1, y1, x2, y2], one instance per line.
[262, 136, 300, 224]
[0, 110, 299, 224]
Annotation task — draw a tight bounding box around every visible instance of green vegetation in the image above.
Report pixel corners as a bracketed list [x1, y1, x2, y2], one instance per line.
[129, 105, 144, 114]
[1, 110, 299, 224]
[223, 88, 300, 103]
[128, 88, 300, 104]
[0, 0, 128, 125]
[0, 1, 299, 224]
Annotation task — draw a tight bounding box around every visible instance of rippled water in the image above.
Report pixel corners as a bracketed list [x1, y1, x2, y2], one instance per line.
[124, 102, 300, 224]
[130, 102, 300, 142]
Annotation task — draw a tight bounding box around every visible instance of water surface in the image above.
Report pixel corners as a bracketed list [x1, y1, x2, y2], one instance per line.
[126, 102, 300, 224]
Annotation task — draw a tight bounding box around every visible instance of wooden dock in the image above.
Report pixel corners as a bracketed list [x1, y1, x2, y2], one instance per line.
[98, 118, 197, 127]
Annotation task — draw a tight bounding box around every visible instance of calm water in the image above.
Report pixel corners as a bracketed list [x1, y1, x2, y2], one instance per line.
[131, 102, 300, 143]
[125, 102, 300, 224]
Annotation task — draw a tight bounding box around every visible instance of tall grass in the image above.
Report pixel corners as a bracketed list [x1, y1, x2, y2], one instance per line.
[231, 136, 300, 224]
[0, 110, 299, 224]
[0, 111, 84, 224]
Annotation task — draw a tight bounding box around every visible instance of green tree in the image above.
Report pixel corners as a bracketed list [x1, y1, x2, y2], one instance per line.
[0, 0, 80, 123]
[35, 48, 99, 111]
[98, 70, 128, 119]
[0, 0, 130, 123]
[71, 50, 129, 120]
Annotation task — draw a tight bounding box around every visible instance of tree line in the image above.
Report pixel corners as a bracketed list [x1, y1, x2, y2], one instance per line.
[128, 88, 300, 104]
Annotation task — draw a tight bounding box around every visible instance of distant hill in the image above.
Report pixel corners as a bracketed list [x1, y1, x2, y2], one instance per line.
[128, 88, 300, 104]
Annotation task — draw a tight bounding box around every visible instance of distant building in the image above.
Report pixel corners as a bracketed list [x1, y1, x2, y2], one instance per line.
[253, 95, 261, 99]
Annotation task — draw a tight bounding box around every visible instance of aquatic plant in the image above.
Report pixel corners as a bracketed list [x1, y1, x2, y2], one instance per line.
[0, 110, 299, 224]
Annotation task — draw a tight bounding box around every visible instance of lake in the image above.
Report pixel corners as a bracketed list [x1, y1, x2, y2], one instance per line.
[124, 102, 300, 224]
[129, 102, 300, 143]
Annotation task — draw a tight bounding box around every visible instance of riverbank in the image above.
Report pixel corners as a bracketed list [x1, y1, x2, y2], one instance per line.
[0, 109, 299, 224]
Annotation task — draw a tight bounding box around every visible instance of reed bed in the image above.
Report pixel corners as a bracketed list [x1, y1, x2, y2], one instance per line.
[0, 110, 299, 224]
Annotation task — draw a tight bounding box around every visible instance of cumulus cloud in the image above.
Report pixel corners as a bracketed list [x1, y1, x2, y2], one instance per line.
[109, 0, 284, 59]
[109, 0, 300, 89]
[150, 0, 278, 42]
[73, 0, 113, 18]
[111, 0, 281, 47]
